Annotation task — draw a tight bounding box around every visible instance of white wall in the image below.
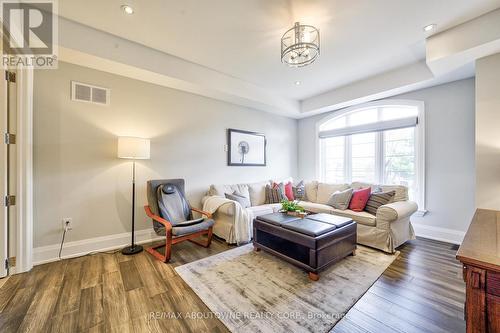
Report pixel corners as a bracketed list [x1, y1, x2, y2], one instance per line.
[476, 53, 500, 210]
[298, 79, 475, 243]
[33, 62, 298, 248]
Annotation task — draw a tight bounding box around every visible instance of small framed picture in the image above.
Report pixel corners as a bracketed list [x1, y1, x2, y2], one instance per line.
[227, 129, 266, 166]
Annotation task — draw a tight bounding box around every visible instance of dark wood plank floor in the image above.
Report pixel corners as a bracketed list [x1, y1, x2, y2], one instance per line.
[332, 238, 465, 333]
[0, 237, 465, 333]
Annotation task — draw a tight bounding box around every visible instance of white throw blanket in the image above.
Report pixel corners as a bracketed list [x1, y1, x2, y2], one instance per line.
[202, 196, 254, 245]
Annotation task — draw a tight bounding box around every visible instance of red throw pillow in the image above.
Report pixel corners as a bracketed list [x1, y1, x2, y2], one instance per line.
[284, 182, 294, 200]
[349, 187, 371, 212]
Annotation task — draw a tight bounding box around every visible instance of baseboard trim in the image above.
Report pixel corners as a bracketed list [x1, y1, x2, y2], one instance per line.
[412, 223, 465, 245]
[33, 229, 163, 266]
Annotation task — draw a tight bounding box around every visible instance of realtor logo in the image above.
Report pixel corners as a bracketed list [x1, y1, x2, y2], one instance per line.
[1, 0, 58, 68]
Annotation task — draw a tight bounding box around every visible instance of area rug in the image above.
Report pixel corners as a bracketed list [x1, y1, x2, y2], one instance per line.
[175, 244, 398, 333]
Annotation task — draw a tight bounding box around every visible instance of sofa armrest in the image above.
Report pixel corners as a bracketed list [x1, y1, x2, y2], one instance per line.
[203, 195, 237, 216]
[376, 201, 418, 229]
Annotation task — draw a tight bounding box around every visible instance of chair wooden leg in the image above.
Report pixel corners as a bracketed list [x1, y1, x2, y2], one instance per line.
[147, 228, 212, 263]
[206, 227, 213, 247]
[188, 228, 213, 248]
[146, 231, 172, 263]
[165, 231, 172, 261]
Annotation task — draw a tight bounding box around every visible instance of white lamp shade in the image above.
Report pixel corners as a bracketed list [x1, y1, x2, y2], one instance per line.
[117, 137, 150, 159]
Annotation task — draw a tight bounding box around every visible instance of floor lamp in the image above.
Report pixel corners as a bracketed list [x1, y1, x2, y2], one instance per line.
[118, 136, 151, 255]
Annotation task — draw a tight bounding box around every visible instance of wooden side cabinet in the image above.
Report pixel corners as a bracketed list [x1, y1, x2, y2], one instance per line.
[462, 265, 500, 332]
[457, 209, 500, 333]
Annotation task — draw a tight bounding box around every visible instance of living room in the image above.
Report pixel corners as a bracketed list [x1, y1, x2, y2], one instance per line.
[1, 1, 499, 332]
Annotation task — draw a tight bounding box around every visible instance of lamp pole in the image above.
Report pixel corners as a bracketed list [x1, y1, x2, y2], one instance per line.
[122, 159, 143, 255]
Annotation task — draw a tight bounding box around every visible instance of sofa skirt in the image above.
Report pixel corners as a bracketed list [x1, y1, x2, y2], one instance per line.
[357, 217, 416, 253]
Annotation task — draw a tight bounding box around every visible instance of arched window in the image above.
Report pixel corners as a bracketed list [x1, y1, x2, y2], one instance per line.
[317, 100, 425, 211]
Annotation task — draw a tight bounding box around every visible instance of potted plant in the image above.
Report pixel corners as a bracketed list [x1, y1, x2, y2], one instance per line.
[280, 200, 307, 218]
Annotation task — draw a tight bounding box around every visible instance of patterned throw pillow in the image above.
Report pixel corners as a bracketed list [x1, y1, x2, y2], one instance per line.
[292, 180, 307, 201]
[364, 191, 396, 215]
[225, 191, 251, 208]
[327, 188, 353, 210]
[265, 183, 287, 204]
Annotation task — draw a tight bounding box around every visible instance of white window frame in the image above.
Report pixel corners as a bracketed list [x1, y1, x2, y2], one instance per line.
[315, 100, 426, 215]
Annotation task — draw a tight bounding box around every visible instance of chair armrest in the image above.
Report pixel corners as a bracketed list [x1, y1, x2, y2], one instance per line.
[376, 201, 418, 229]
[144, 205, 172, 231]
[192, 207, 213, 219]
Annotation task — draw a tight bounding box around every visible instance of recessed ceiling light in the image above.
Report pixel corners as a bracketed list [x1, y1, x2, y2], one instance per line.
[121, 5, 134, 15]
[295, 81, 301, 85]
[423, 24, 436, 32]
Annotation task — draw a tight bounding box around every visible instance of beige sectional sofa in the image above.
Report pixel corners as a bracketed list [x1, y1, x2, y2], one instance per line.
[203, 179, 417, 253]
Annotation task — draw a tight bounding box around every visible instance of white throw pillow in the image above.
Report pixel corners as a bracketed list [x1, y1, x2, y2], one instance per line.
[247, 181, 269, 206]
[210, 184, 250, 200]
[316, 183, 350, 204]
[304, 181, 319, 203]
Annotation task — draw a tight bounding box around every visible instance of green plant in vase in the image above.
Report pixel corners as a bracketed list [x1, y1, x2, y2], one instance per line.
[281, 200, 306, 217]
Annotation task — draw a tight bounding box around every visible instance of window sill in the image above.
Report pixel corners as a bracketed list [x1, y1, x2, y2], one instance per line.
[413, 210, 428, 217]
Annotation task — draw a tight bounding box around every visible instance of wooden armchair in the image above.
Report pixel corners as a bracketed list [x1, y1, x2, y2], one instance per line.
[144, 179, 214, 262]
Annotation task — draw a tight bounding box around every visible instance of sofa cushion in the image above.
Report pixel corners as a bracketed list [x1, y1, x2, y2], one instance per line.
[364, 191, 395, 215]
[247, 181, 269, 206]
[304, 181, 319, 203]
[269, 203, 283, 212]
[349, 187, 371, 212]
[317, 183, 350, 204]
[379, 185, 408, 202]
[247, 204, 276, 217]
[330, 208, 376, 227]
[297, 201, 334, 214]
[327, 188, 353, 210]
[292, 180, 307, 200]
[272, 182, 287, 199]
[265, 183, 287, 204]
[284, 182, 294, 200]
[225, 192, 251, 208]
[210, 184, 250, 200]
[350, 182, 376, 190]
[351, 182, 408, 203]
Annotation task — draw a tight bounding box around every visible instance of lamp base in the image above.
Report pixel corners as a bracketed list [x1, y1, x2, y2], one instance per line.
[121, 244, 143, 255]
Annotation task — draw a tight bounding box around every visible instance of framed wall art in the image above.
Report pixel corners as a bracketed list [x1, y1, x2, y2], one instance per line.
[227, 129, 266, 166]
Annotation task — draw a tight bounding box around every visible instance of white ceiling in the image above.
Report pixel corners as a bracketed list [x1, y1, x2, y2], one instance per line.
[58, 0, 500, 101]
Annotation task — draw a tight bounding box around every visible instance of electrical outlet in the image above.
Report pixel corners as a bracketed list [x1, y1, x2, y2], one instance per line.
[62, 218, 73, 231]
[224, 144, 228, 152]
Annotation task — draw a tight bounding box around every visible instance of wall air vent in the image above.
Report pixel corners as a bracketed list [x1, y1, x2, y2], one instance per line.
[71, 81, 110, 106]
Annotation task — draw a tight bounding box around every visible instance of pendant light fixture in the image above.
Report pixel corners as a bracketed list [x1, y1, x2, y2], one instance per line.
[281, 22, 320, 67]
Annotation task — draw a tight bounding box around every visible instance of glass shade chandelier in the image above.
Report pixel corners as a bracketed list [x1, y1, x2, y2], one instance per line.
[281, 22, 320, 67]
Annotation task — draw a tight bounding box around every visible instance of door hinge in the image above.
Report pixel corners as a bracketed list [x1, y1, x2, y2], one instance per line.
[4, 133, 16, 144]
[4, 195, 16, 207]
[5, 71, 16, 83]
[5, 257, 16, 269]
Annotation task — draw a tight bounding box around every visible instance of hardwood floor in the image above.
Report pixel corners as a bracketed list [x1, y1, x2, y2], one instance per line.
[0, 237, 465, 333]
[332, 238, 465, 333]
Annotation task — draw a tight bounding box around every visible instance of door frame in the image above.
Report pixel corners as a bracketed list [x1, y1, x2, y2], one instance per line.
[14, 67, 34, 274]
[1, 67, 33, 275]
[1, 69, 7, 278]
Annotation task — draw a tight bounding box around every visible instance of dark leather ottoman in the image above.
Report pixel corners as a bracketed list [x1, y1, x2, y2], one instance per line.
[253, 213, 357, 281]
